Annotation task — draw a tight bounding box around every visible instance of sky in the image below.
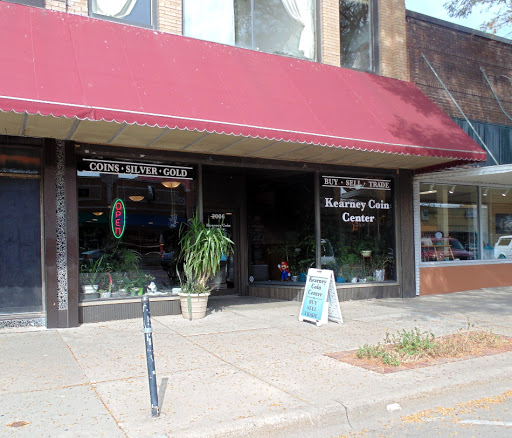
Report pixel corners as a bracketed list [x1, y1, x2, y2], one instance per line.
[405, 0, 510, 38]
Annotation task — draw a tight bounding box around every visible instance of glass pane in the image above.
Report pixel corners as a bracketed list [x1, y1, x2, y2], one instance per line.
[0, 146, 41, 175]
[340, 0, 371, 70]
[184, 0, 235, 45]
[320, 176, 395, 283]
[247, 171, 314, 282]
[91, 0, 152, 27]
[253, 0, 316, 59]
[77, 163, 196, 301]
[0, 177, 42, 314]
[482, 187, 512, 259]
[420, 184, 478, 262]
[4, 0, 44, 7]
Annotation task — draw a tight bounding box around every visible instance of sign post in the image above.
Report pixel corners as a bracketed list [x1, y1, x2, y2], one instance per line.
[299, 268, 343, 326]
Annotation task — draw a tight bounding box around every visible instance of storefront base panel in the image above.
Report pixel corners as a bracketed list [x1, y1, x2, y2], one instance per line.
[248, 283, 401, 302]
[0, 313, 46, 329]
[79, 297, 181, 324]
[420, 264, 512, 295]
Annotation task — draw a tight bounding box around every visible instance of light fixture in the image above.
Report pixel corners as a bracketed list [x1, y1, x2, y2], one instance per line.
[129, 195, 145, 202]
[92, 212, 103, 216]
[162, 181, 181, 189]
[448, 186, 455, 194]
[420, 185, 437, 195]
[502, 190, 509, 197]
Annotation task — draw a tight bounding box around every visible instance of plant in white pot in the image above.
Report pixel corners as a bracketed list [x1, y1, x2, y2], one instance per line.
[79, 255, 105, 300]
[178, 214, 234, 320]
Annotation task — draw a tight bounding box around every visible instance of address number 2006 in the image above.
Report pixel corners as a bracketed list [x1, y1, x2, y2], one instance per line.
[210, 214, 225, 220]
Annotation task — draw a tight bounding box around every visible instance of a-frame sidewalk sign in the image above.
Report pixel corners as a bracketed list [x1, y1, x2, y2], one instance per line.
[299, 268, 343, 326]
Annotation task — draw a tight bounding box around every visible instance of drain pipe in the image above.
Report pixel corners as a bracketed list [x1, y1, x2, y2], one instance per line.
[421, 53, 499, 165]
[481, 67, 512, 123]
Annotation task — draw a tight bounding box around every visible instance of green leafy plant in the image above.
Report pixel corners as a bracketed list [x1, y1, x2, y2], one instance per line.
[80, 255, 106, 285]
[179, 213, 234, 293]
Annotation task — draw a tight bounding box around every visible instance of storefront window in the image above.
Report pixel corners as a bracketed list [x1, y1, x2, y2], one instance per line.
[320, 175, 395, 283]
[419, 184, 478, 262]
[183, 0, 316, 60]
[77, 158, 195, 301]
[248, 170, 314, 282]
[482, 187, 512, 260]
[0, 146, 42, 315]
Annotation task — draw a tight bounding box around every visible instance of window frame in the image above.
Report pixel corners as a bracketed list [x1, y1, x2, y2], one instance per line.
[88, 0, 158, 30]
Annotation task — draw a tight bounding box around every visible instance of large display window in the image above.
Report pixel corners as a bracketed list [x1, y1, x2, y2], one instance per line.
[77, 158, 195, 301]
[419, 183, 512, 262]
[320, 175, 395, 283]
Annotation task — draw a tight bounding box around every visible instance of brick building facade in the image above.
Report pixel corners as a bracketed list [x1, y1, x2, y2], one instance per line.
[407, 11, 512, 129]
[0, 1, 496, 328]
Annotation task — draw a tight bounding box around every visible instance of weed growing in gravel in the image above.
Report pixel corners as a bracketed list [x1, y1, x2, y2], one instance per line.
[356, 326, 509, 367]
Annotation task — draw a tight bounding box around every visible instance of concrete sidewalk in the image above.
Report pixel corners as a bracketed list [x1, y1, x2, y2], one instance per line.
[2, 287, 512, 438]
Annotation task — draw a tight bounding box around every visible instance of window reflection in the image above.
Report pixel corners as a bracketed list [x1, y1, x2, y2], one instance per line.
[77, 166, 195, 301]
[183, 0, 316, 60]
[482, 187, 512, 260]
[419, 184, 478, 262]
[339, 0, 375, 71]
[320, 176, 395, 283]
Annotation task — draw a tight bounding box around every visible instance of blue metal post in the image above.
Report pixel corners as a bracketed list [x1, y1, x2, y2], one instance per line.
[141, 294, 159, 417]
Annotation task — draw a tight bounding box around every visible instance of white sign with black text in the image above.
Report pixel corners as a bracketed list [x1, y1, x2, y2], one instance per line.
[299, 269, 343, 326]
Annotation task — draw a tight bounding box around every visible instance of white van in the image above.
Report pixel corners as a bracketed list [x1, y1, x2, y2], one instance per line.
[494, 236, 512, 259]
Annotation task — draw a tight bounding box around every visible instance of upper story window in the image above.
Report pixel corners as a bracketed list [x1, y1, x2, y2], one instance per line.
[339, 0, 378, 72]
[183, 0, 316, 61]
[89, 0, 156, 28]
[4, 0, 44, 6]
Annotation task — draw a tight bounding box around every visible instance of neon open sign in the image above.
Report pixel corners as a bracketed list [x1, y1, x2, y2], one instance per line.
[111, 199, 126, 239]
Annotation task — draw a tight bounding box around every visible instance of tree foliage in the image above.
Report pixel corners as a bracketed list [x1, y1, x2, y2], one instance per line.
[444, 0, 512, 35]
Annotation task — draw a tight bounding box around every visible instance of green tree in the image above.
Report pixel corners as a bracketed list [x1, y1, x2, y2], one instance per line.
[444, 0, 512, 35]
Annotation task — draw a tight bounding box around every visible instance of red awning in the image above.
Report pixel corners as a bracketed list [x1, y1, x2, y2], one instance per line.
[0, 2, 486, 165]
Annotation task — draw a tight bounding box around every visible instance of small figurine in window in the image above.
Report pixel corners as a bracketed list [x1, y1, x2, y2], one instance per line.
[278, 261, 291, 281]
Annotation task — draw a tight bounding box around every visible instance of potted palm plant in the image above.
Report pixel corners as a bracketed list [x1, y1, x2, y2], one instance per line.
[178, 213, 234, 320]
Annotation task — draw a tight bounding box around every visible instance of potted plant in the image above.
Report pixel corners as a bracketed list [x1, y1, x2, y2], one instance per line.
[371, 253, 391, 281]
[79, 255, 105, 299]
[178, 214, 234, 320]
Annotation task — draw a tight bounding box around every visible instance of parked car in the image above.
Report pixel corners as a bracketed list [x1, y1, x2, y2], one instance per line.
[421, 237, 474, 261]
[494, 236, 512, 259]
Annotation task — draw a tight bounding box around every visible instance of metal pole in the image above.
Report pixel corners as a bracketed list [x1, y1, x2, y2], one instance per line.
[141, 295, 159, 417]
[421, 53, 499, 165]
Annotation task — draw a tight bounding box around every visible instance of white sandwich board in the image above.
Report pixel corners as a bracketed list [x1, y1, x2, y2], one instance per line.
[299, 268, 343, 326]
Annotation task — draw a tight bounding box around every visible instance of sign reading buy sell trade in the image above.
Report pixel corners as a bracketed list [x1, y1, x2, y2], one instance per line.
[299, 269, 343, 326]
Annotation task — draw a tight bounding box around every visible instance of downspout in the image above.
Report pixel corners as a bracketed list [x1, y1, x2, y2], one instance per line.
[481, 67, 512, 123]
[421, 53, 499, 165]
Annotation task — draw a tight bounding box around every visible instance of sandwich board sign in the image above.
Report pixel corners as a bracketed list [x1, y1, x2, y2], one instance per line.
[299, 268, 343, 326]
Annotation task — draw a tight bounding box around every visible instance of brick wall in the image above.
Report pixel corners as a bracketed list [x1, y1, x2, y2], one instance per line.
[407, 12, 512, 127]
[158, 0, 182, 35]
[377, 0, 409, 81]
[320, 0, 341, 67]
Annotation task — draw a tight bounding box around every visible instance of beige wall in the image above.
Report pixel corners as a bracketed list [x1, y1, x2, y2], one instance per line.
[320, 0, 341, 67]
[158, 0, 182, 35]
[377, 0, 409, 81]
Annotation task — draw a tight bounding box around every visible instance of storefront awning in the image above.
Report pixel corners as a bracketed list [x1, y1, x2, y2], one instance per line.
[0, 2, 486, 170]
